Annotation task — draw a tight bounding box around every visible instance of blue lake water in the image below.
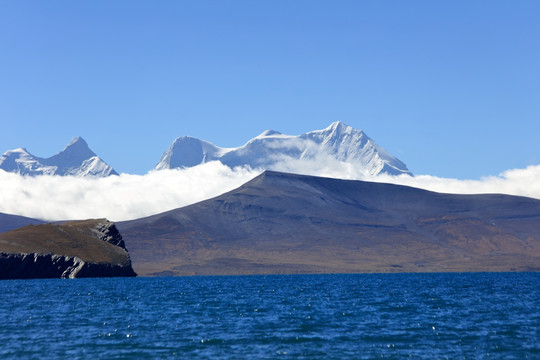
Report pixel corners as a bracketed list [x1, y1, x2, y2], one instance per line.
[0, 273, 539, 359]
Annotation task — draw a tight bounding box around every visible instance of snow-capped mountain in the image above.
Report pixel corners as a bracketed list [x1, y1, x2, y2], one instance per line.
[0, 137, 118, 177]
[155, 122, 411, 176]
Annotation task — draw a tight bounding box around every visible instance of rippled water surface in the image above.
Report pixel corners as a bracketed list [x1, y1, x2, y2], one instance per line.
[1, 273, 539, 359]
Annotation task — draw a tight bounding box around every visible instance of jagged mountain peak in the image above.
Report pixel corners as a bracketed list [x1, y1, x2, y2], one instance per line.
[308, 121, 363, 139]
[63, 137, 93, 153]
[67, 136, 87, 146]
[49, 137, 97, 167]
[0, 137, 117, 177]
[325, 121, 355, 133]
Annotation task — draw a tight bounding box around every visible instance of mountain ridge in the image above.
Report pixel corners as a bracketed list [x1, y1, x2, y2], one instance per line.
[155, 122, 411, 176]
[0, 137, 118, 177]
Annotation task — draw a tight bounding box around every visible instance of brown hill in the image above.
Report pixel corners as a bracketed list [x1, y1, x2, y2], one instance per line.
[0, 219, 136, 279]
[118, 171, 540, 276]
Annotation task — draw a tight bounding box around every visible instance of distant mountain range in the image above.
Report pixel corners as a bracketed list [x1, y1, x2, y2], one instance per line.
[0, 137, 117, 177]
[0, 122, 410, 177]
[156, 122, 411, 176]
[118, 171, 540, 276]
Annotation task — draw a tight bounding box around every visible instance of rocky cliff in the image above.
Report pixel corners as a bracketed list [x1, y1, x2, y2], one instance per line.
[0, 219, 136, 279]
[0, 253, 136, 279]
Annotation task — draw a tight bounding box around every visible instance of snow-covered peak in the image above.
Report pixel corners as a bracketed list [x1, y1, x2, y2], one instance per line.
[62, 137, 95, 158]
[47, 137, 98, 169]
[155, 136, 229, 170]
[0, 138, 118, 177]
[63, 137, 94, 156]
[155, 122, 412, 176]
[256, 129, 283, 138]
[66, 136, 86, 147]
[10, 147, 30, 154]
[326, 121, 353, 133]
[309, 121, 360, 138]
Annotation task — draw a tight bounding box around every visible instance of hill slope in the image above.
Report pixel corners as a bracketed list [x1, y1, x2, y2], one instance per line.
[0, 213, 45, 233]
[118, 171, 540, 276]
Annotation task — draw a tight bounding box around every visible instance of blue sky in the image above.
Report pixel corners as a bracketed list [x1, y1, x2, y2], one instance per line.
[1, 1, 539, 178]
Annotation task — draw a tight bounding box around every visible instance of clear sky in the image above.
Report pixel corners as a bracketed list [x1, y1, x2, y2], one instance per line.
[1, 1, 539, 178]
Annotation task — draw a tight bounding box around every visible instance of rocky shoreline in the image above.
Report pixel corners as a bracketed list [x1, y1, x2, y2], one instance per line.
[0, 252, 136, 279]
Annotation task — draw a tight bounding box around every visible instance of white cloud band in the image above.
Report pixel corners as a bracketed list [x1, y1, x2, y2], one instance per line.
[1, 160, 539, 222]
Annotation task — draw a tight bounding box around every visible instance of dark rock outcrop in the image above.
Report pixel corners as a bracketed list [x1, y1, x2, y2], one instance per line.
[95, 221, 126, 249]
[0, 253, 136, 279]
[0, 219, 136, 279]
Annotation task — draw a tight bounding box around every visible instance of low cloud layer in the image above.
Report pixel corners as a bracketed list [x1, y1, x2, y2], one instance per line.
[1, 160, 540, 222]
[0, 162, 259, 222]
